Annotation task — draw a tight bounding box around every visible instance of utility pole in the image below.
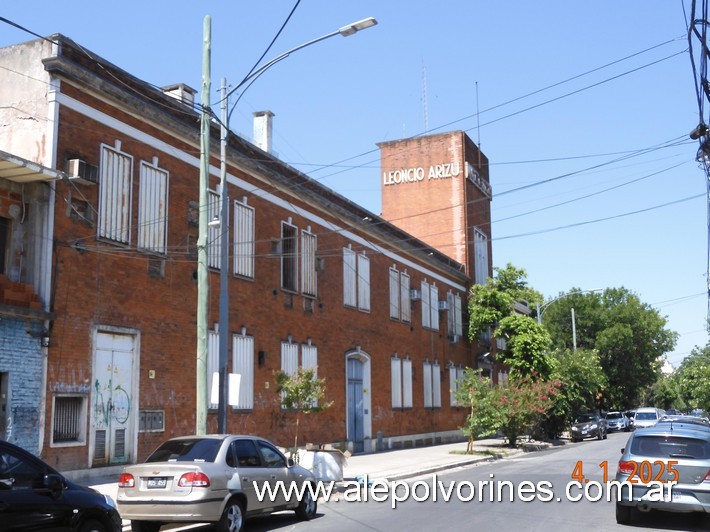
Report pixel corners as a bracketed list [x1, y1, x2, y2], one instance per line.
[196, 15, 211, 435]
[218, 77, 229, 433]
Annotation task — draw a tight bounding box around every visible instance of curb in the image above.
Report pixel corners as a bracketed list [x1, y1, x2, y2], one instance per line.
[345, 448, 526, 485]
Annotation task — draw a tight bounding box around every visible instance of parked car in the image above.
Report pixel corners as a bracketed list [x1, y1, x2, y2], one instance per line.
[0, 440, 121, 531]
[615, 424, 710, 524]
[632, 407, 664, 430]
[624, 409, 637, 430]
[605, 411, 630, 432]
[570, 413, 607, 442]
[117, 434, 318, 532]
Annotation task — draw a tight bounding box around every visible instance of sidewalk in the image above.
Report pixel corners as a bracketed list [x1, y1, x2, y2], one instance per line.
[77, 436, 563, 501]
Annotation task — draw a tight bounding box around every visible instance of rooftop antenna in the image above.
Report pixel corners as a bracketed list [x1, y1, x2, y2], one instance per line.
[422, 61, 429, 134]
[476, 81, 481, 166]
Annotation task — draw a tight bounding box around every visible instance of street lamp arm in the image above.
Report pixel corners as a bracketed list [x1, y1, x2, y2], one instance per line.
[221, 16, 377, 117]
[537, 288, 602, 323]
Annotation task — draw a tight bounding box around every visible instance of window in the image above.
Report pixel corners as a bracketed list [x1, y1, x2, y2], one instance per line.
[281, 221, 298, 292]
[423, 361, 441, 408]
[99, 142, 133, 244]
[449, 365, 466, 407]
[447, 292, 463, 338]
[402, 357, 413, 408]
[208, 327, 219, 409]
[421, 280, 439, 330]
[232, 439, 261, 467]
[233, 332, 254, 410]
[391, 356, 402, 408]
[52, 395, 87, 445]
[474, 226, 489, 285]
[280, 339, 320, 407]
[137, 159, 169, 254]
[301, 228, 317, 297]
[389, 267, 411, 322]
[208, 190, 221, 269]
[343, 247, 370, 312]
[390, 354, 414, 409]
[233, 199, 255, 278]
[257, 440, 286, 468]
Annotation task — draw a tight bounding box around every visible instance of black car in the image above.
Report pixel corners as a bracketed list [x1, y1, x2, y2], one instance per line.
[570, 413, 607, 442]
[0, 440, 122, 531]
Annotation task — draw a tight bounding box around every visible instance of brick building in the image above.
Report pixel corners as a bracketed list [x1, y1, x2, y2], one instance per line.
[0, 34, 492, 473]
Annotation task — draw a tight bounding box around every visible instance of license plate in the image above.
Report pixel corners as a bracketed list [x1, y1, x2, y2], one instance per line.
[665, 490, 682, 502]
[147, 477, 168, 489]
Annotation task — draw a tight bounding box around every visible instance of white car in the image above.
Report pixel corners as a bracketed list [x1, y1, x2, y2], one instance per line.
[605, 411, 629, 432]
[632, 407, 664, 430]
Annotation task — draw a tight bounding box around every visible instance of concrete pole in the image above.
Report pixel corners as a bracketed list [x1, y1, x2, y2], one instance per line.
[218, 78, 229, 433]
[196, 15, 211, 435]
[571, 307, 577, 352]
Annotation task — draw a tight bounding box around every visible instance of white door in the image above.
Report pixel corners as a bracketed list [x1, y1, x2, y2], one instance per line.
[92, 332, 135, 466]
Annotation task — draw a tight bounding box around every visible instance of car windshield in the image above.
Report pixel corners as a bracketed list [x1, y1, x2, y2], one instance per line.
[576, 414, 595, 423]
[146, 438, 222, 463]
[630, 436, 710, 459]
[635, 412, 658, 421]
[607, 413, 622, 419]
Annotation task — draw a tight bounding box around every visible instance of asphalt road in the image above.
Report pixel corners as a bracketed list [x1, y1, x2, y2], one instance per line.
[236, 431, 710, 532]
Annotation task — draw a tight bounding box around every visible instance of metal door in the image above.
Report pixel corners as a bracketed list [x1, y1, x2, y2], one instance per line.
[92, 332, 134, 466]
[347, 358, 364, 453]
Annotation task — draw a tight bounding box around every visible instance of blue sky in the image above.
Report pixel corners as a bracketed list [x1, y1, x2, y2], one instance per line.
[1, 1, 706, 369]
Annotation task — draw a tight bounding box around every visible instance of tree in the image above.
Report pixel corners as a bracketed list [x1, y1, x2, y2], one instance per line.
[454, 368, 499, 452]
[468, 264, 551, 379]
[647, 371, 684, 411]
[677, 345, 710, 412]
[276, 367, 333, 457]
[455, 369, 560, 448]
[542, 348, 607, 437]
[543, 287, 677, 408]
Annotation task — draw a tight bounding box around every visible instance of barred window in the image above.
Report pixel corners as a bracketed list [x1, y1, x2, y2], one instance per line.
[52, 395, 86, 445]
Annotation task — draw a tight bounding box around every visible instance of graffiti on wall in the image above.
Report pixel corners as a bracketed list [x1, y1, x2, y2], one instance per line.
[93, 378, 131, 429]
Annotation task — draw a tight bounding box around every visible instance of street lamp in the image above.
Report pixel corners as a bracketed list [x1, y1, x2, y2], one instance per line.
[200, 16, 378, 434]
[536, 288, 603, 351]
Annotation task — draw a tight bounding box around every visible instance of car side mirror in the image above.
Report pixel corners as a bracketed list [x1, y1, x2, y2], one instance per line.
[287, 458, 295, 467]
[621, 448, 625, 454]
[43, 473, 66, 499]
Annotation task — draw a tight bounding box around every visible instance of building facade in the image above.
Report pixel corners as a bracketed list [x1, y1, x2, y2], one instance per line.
[0, 34, 492, 473]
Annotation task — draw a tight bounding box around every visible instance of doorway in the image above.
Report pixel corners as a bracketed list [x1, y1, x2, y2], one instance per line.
[346, 351, 371, 453]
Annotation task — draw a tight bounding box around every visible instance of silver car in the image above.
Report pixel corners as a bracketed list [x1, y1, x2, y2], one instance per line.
[615, 424, 710, 524]
[117, 435, 317, 532]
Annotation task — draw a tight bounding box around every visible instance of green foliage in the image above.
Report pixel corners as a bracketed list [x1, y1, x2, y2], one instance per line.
[543, 287, 677, 409]
[467, 264, 552, 379]
[677, 345, 710, 412]
[454, 368, 500, 441]
[496, 315, 553, 379]
[646, 372, 684, 411]
[542, 348, 607, 437]
[275, 367, 333, 456]
[467, 263, 542, 342]
[455, 369, 560, 448]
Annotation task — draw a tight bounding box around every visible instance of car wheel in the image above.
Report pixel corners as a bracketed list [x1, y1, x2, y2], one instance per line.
[603, 430, 608, 440]
[78, 520, 108, 532]
[597, 430, 603, 440]
[616, 502, 632, 525]
[218, 497, 245, 532]
[130, 521, 162, 532]
[295, 486, 317, 520]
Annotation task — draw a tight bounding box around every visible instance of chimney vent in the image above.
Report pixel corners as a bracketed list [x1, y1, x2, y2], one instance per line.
[161, 83, 197, 108]
[253, 110, 275, 153]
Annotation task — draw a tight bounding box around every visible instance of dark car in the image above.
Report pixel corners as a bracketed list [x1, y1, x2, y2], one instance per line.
[570, 413, 607, 442]
[0, 440, 121, 531]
